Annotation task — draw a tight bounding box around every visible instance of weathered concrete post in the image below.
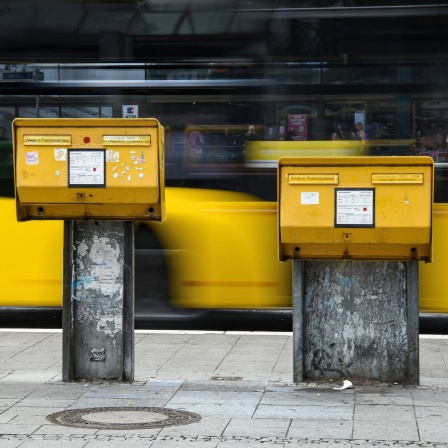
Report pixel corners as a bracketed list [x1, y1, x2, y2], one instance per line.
[292, 259, 419, 384]
[63, 220, 134, 382]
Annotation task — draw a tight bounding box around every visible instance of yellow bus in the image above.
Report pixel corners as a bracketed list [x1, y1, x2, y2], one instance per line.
[1, 2, 448, 319]
[2, 135, 448, 317]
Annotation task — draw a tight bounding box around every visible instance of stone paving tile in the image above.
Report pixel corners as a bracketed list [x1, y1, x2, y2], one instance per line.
[134, 370, 159, 380]
[143, 379, 184, 388]
[19, 440, 89, 448]
[0, 423, 44, 435]
[176, 374, 223, 381]
[275, 375, 293, 383]
[0, 406, 66, 424]
[0, 398, 19, 407]
[353, 405, 418, 441]
[412, 388, 448, 406]
[355, 389, 414, 405]
[25, 383, 93, 399]
[84, 441, 154, 448]
[68, 397, 171, 409]
[438, 342, 448, 359]
[15, 398, 78, 408]
[0, 371, 60, 383]
[287, 418, 353, 439]
[158, 361, 226, 373]
[419, 376, 448, 388]
[415, 404, 448, 419]
[188, 334, 240, 344]
[272, 351, 292, 374]
[354, 403, 415, 421]
[214, 363, 282, 374]
[167, 390, 263, 418]
[0, 438, 23, 448]
[260, 389, 354, 406]
[420, 342, 448, 376]
[1, 361, 61, 371]
[1, 332, 448, 446]
[94, 427, 162, 437]
[420, 366, 448, 378]
[136, 375, 160, 384]
[159, 418, 230, 437]
[416, 413, 448, 443]
[85, 384, 178, 399]
[174, 347, 235, 362]
[151, 439, 218, 448]
[223, 418, 290, 438]
[179, 380, 266, 393]
[0, 333, 50, 345]
[216, 442, 284, 448]
[265, 384, 298, 392]
[0, 383, 42, 399]
[135, 345, 186, 361]
[254, 404, 353, 420]
[353, 418, 419, 442]
[34, 423, 99, 435]
[50, 361, 63, 370]
[152, 373, 185, 381]
[168, 403, 257, 418]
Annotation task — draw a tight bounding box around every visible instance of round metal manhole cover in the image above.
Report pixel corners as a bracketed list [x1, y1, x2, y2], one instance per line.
[47, 407, 201, 430]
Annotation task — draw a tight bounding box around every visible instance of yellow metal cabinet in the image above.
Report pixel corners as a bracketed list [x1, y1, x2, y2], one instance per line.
[13, 118, 165, 221]
[278, 156, 433, 261]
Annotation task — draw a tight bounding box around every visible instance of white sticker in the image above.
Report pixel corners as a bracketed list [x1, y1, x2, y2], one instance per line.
[54, 148, 67, 161]
[25, 151, 39, 165]
[106, 150, 119, 162]
[301, 192, 319, 205]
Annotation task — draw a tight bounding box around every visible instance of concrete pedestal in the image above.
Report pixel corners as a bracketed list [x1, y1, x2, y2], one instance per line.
[292, 260, 419, 384]
[62, 220, 134, 382]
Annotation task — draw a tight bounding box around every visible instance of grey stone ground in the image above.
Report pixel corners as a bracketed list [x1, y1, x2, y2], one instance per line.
[1, 330, 448, 447]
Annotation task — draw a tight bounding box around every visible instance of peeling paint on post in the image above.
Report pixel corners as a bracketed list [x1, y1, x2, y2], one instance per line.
[63, 220, 134, 382]
[292, 259, 419, 384]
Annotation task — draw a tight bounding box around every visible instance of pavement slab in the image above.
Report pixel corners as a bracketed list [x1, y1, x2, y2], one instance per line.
[0, 331, 448, 447]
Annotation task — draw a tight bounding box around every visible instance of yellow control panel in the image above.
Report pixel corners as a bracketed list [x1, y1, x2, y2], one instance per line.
[13, 118, 165, 221]
[278, 156, 433, 261]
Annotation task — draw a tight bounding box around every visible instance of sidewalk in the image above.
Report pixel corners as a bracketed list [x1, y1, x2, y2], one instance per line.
[1, 329, 448, 447]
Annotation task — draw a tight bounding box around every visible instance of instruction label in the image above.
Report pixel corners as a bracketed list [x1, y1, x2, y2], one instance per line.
[335, 188, 374, 228]
[68, 149, 105, 187]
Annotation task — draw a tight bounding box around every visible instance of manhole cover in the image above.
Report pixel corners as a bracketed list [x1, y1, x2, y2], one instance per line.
[47, 407, 201, 430]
